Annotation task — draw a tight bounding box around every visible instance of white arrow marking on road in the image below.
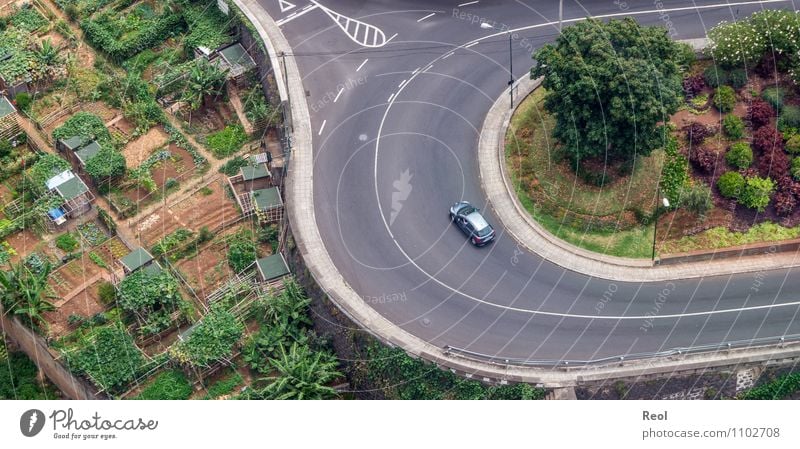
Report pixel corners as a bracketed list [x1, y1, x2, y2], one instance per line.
[279, 0, 296, 13]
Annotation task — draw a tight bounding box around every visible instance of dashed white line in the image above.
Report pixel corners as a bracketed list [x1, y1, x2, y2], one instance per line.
[417, 12, 436, 22]
[458, 1, 479, 6]
[387, 93, 395, 102]
[464, 41, 478, 48]
[398, 79, 407, 88]
[412, 67, 421, 74]
[423, 64, 434, 73]
[333, 87, 344, 103]
[275, 4, 319, 26]
[443, 51, 454, 59]
[318, 120, 327, 135]
[386, 33, 399, 44]
[356, 59, 369, 72]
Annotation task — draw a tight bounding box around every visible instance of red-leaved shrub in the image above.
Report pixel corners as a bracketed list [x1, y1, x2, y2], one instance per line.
[683, 122, 712, 146]
[774, 190, 797, 216]
[690, 146, 719, 173]
[757, 146, 790, 179]
[682, 75, 705, 97]
[747, 99, 775, 129]
[752, 126, 784, 154]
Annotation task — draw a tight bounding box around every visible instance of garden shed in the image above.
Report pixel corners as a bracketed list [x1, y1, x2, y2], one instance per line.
[74, 141, 101, 167]
[197, 42, 257, 87]
[0, 95, 22, 142]
[255, 253, 290, 283]
[250, 187, 283, 223]
[119, 247, 158, 275]
[45, 170, 94, 223]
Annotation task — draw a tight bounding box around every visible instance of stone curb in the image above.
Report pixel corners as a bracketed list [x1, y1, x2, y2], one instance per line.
[480, 73, 800, 282]
[232, 5, 800, 385]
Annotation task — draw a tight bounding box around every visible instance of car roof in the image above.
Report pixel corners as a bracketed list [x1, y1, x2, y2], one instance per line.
[465, 211, 490, 230]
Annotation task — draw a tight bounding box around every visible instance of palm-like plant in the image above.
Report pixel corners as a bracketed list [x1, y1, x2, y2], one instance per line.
[259, 343, 341, 400]
[0, 262, 57, 333]
[36, 39, 61, 67]
[182, 59, 227, 112]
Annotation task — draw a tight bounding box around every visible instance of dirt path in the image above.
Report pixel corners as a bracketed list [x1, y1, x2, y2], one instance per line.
[16, 115, 52, 153]
[227, 85, 254, 135]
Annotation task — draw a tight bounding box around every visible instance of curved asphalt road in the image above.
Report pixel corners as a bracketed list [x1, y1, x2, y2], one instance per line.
[257, 0, 800, 362]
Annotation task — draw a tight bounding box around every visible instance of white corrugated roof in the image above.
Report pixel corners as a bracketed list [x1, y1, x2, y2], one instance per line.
[46, 170, 75, 190]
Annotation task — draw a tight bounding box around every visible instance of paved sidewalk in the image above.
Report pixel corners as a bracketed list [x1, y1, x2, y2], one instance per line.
[480, 75, 800, 282]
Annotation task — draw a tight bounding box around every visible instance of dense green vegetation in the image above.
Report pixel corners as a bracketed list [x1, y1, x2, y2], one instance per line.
[739, 372, 800, 400]
[365, 343, 546, 400]
[118, 268, 184, 336]
[170, 304, 243, 368]
[0, 351, 59, 399]
[63, 325, 146, 393]
[531, 18, 684, 164]
[135, 369, 193, 400]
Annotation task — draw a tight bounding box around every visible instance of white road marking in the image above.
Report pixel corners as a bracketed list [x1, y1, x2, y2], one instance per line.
[417, 12, 436, 22]
[387, 93, 395, 102]
[356, 58, 369, 72]
[371, 0, 800, 320]
[386, 33, 399, 44]
[458, 1, 479, 6]
[314, 0, 388, 47]
[276, 4, 318, 25]
[333, 87, 344, 103]
[464, 41, 478, 48]
[443, 51, 454, 59]
[398, 79, 407, 88]
[412, 67, 421, 74]
[318, 120, 326, 135]
[423, 64, 434, 72]
[279, 0, 296, 13]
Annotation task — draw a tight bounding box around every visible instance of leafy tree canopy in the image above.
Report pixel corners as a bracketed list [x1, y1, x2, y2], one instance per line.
[531, 18, 683, 163]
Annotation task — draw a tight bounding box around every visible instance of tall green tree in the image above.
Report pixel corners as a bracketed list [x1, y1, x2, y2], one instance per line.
[182, 59, 227, 112]
[0, 262, 57, 332]
[258, 343, 341, 400]
[531, 18, 683, 164]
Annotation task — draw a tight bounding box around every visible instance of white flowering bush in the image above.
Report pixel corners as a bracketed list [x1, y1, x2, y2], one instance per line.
[707, 20, 764, 68]
[708, 11, 800, 69]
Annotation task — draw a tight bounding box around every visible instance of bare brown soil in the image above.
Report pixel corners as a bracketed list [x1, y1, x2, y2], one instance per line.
[151, 145, 196, 189]
[135, 179, 239, 246]
[175, 240, 233, 298]
[44, 281, 107, 338]
[121, 126, 170, 167]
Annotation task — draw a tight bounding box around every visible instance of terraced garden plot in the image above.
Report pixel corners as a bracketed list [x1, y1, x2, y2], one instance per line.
[135, 179, 239, 246]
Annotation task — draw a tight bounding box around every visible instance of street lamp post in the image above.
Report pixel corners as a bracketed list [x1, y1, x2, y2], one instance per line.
[652, 192, 670, 261]
[481, 23, 514, 109]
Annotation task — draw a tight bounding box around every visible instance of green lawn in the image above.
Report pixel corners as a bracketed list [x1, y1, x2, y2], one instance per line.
[505, 88, 660, 258]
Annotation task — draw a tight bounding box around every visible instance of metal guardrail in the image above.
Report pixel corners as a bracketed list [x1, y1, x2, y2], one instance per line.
[444, 334, 800, 368]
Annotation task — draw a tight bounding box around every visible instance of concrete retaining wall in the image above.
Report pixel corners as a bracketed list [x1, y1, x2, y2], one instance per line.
[0, 304, 100, 400]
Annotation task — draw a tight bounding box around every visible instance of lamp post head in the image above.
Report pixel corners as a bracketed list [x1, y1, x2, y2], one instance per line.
[480, 22, 494, 29]
[662, 198, 670, 208]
